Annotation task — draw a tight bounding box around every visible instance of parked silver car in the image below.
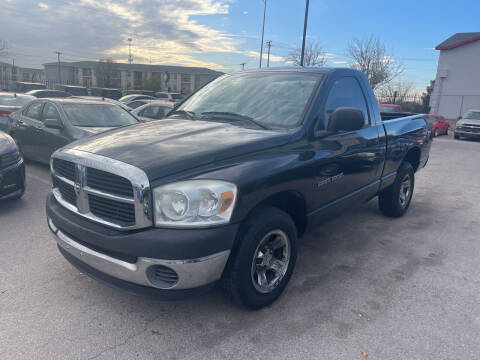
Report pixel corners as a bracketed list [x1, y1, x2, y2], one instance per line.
[130, 100, 173, 121]
[455, 110, 480, 140]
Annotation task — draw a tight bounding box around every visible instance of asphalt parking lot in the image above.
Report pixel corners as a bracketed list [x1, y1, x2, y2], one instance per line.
[1, 135, 480, 360]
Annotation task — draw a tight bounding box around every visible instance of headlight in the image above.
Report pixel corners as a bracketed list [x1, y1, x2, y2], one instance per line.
[153, 180, 237, 227]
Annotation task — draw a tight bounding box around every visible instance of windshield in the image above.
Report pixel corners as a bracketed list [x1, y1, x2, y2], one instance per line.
[62, 104, 138, 127]
[172, 72, 320, 129]
[0, 95, 33, 106]
[464, 111, 480, 120]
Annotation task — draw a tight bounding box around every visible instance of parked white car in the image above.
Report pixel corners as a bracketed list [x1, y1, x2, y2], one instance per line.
[154, 92, 185, 103]
[131, 100, 174, 121]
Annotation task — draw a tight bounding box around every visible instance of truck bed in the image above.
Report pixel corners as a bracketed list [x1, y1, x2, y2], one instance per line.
[381, 112, 416, 121]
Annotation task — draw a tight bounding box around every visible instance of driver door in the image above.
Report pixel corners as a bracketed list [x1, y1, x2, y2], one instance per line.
[308, 76, 383, 221]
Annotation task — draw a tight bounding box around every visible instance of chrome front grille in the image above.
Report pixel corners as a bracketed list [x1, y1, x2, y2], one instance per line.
[88, 194, 136, 225]
[51, 149, 152, 230]
[53, 177, 76, 205]
[86, 167, 134, 197]
[52, 158, 75, 181]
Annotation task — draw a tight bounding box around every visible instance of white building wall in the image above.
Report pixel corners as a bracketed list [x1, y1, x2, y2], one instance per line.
[431, 40, 480, 118]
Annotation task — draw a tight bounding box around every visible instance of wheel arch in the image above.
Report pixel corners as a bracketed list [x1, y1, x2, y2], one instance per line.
[403, 146, 421, 172]
[241, 190, 308, 238]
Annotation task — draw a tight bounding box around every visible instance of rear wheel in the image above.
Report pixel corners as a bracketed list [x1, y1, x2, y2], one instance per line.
[223, 206, 297, 309]
[378, 161, 414, 217]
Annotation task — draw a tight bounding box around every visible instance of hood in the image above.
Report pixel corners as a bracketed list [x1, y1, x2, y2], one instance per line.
[0, 131, 16, 153]
[65, 119, 292, 180]
[76, 126, 117, 135]
[459, 118, 480, 126]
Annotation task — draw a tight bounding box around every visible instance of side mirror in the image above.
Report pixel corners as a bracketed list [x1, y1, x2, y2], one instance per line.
[44, 118, 63, 129]
[328, 107, 365, 132]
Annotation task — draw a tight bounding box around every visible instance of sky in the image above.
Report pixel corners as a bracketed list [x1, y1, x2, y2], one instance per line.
[1, 0, 479, 91]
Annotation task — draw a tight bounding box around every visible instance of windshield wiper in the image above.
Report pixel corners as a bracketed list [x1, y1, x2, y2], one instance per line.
[200, 111, 270, 130]
[167, 109, 196, 120]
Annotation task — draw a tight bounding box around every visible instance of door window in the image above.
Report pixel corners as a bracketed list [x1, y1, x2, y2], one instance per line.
[322, 77, 369, 129]
[42, 103, 61, 121]
[24, 102, 44, 120]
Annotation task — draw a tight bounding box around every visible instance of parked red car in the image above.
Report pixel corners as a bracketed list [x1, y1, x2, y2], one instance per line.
[379, 104, 402, 112]
[427, 114, 450, 137]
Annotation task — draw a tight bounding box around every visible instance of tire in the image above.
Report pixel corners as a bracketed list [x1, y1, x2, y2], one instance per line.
[445, 128, 449, 136]
[434, 128, 439, 137]
[454, 133, 460, 139]
[378, 161, 415, 218]
[222, 206, 297, 309]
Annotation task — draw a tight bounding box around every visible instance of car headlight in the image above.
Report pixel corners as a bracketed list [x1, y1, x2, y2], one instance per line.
[153, 180, 237, 228]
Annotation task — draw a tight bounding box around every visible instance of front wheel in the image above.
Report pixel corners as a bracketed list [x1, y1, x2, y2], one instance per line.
[378, 161, 415, 217]
[223, 206, 297, 309]
[454, 132, 460, 139]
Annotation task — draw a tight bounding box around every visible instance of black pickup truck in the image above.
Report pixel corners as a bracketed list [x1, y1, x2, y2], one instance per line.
[46, 68, 431, 309]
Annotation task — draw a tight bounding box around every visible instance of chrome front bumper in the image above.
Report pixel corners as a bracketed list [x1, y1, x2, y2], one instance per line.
[48, 218, 230, 290]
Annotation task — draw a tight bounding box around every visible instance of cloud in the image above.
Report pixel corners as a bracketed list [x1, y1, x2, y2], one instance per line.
[246, 50, 285, 63]
[1, 0, 239, 69]
[243, 11, 248, 15]
[333, 60, 348, 64]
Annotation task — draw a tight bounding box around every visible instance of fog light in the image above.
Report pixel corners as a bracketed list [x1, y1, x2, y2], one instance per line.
[146, 265, 179, 288]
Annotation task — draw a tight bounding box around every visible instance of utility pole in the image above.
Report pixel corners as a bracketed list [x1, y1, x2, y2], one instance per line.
[300, 0, 310, 67]
[266, 40, 272, 67]
[11, 58, 15, 82]
[128, 38, 133, 64]
[54, 51, 62, 84]
[240, 62, 246, 71]
[259, 0, 267, 68]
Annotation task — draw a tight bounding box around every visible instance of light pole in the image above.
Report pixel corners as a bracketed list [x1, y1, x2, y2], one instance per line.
[128, 38, 133, 64]
[300, 0, 310, 67]
[259, 0, 267, 68]
[55, 51, 62, 84]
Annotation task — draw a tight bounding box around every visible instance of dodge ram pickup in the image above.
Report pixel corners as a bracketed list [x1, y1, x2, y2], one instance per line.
[46, 68, 431, 309]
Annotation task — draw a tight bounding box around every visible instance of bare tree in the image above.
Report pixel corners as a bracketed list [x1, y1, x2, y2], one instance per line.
[94, 59, 120, 88]
[346, 36, 403, 90]
[288, 41, 328, 67]
[377, 81, 413, 104]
